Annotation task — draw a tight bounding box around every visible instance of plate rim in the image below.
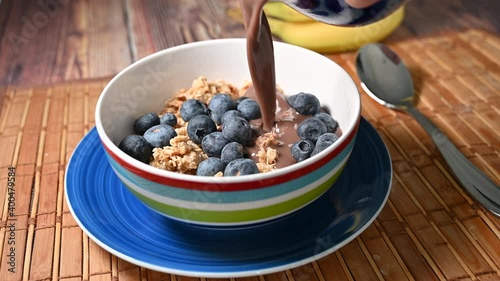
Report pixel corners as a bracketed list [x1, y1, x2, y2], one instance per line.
[64, 117, 392, 278]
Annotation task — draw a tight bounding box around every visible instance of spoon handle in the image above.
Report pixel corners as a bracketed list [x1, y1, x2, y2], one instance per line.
[407, 106, 500, 216]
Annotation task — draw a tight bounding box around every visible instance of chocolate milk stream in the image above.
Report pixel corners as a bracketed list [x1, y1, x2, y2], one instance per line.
[239, 0, 276, 131]
[239, 0, 311, 168]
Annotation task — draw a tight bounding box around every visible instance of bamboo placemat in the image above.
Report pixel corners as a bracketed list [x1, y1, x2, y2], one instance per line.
[0, 29, 499, 281]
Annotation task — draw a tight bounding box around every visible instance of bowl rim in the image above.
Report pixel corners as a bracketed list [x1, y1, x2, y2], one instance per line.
[95, 38, 361, 184]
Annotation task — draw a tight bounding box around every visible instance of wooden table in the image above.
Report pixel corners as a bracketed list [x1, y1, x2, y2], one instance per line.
[0, 1, 499, 281]
[0, 0, 499, 90]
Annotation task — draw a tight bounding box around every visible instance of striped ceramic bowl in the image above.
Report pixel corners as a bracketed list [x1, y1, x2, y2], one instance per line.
[95, 39, 361, 226]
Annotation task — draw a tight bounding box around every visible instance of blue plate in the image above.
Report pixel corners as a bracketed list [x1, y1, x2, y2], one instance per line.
[65, 117, 392, 278]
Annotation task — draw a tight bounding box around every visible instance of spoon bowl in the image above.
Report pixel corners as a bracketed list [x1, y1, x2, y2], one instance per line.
[356, 43, 500, 217]
[356, 43, 413, 109]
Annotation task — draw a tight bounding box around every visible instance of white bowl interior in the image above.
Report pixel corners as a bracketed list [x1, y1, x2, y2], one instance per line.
[96, 39, 360, 178]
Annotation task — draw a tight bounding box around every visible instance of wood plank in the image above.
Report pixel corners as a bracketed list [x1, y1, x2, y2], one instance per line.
[0, 0, 68, 85]
[290, 264, 320, 281]
[29, 226, 55, 280]
[388, 234, 439, 281]
[87, 0, 132, 78]
[236, 276, 261, 281]
[11, 164, 34, 216]
[316, 254, 351, 281]
[60, 278, 82, 281]
[22, 89, 46, 134]
[0, 0, 132, 86]
[380, 219, 406, 237]
[59, 226, 83, 278]
[0, 0, 14, 44]
[89, 273, 113, 281]
[146, 270, 171, 281]
[363, 238, 409, 281]
[439, 223, 493, 274]
[462, 217, 500, 268]
[416, 162, 467, 207]
[51, 0, 87, 82]
[360, 223, 382, 241]
[384, 121, 430, 161]
[414, 227, 469, 280]
[176, 275, 201, 281]
[117, 267, 141, 281]
[405, 214, 433, 231]
[0, 135, 17, 170]
[339, 242, 379, 281]
[405, 0, 498, 35]
[16, 132, 39, 166]
[0, 226, 27, 281]
[2, 89, 30, 136]
[417, 82, 452, 116]
[89, 241, 112, 275]
[37, 163, 59, 215]
[395, 172, 443, 213]
[459, 111, 500, 148]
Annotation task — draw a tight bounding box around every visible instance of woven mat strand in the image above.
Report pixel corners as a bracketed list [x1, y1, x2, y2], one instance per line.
[0, 29, 499, 281]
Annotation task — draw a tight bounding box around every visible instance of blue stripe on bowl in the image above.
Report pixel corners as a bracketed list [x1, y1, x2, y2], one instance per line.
[106, 137, 356, 204]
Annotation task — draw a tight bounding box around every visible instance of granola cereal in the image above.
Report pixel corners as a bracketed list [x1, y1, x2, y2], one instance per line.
[149, 77, 242, 174]
[119, 76, 341, 177]
[150, 135, 208, 174]
[254, 129, 283, 173]
[161, 76, 241, 127]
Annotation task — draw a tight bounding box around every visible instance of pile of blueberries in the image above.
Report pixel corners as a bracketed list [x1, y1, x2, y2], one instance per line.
[118, 111, 178, 164]
[118, 92, 339, 177]
[289, 93, 340, 163]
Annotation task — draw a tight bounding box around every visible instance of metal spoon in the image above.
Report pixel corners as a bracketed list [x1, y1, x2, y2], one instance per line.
[356, 43, 500, 216]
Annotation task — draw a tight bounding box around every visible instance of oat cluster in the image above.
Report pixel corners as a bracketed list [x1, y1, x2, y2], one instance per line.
[160, 77, 241, 127]
[150, 77, 280, 175]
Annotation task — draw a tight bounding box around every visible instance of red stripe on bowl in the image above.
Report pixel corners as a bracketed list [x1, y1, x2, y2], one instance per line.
[104, 119, 359, 191]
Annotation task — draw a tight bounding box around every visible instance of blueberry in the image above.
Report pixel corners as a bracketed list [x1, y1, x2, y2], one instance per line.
[314, 112, 338, 133]
[224, 158, 259, 176]
[221, 110, 246, 125]
[311, 133, 340, 156]
[221, 142, 246, 164]
[134, 112, 160, 135]
[196, 157, 226, 176]
[180, 99, 208, 122]
[186, 115, 217, 144]
[118, 135, 152, 164]
[160, 113, 177, 127]
[222, 117, 252, 144]
[235, 96, 249, 105]
[291, 140, 315, 162]
[143, 124, 177, 148]
[297, 118, 327, 142]
[208, 94, 236, 125]
[286, 94, 298, 106]
[201, 132, 230, 158]
[237, 99, 261, 120]
[287, 92, 321, 115]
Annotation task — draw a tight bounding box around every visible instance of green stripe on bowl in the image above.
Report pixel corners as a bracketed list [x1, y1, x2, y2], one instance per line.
[124, 163, 346, 225]
[107, 138, 355, 204]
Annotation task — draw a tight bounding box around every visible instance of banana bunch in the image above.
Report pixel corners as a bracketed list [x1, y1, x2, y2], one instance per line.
[263, 2, 405, 53]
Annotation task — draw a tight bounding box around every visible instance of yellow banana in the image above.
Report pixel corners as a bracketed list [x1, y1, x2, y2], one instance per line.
[263, 2, 315, 23]
[268, 6, 405, 53]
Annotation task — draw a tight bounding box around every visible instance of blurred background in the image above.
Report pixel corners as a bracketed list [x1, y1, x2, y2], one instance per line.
[0, 0, 498, 88]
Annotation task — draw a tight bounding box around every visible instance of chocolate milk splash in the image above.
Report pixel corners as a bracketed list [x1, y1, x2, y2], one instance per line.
[239, 0, 276, 131]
